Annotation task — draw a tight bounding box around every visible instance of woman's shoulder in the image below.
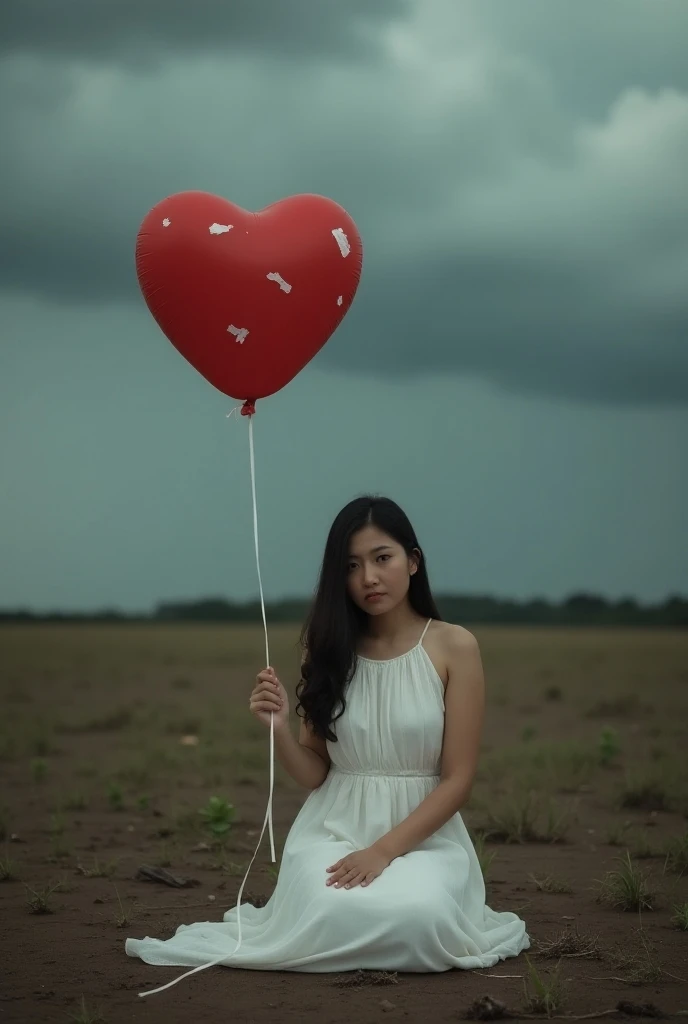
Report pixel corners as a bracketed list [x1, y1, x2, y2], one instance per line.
[428, 620, 479, 655]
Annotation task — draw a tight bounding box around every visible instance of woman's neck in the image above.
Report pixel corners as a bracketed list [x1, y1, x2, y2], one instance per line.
[365, 602, 426, 641]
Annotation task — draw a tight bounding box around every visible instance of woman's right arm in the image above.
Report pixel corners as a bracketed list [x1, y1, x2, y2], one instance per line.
[250, 661, 330, 791]
[275, 717, 331, 791]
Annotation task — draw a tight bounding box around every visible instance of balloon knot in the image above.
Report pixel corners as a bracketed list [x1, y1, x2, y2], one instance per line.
[241, 400, 256, 417]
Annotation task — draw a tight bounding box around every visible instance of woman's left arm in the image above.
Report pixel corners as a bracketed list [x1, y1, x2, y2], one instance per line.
[372, 627, 486, 863]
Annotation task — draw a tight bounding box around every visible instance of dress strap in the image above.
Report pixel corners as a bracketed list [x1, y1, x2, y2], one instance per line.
[419, 618, 433, 646]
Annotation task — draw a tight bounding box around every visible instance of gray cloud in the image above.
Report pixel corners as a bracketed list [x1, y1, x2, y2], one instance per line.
[1, 0, 687, 407]
[0, 0, 409, 61]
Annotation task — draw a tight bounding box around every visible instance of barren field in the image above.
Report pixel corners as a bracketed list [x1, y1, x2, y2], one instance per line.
[1, 623, 687, 1023]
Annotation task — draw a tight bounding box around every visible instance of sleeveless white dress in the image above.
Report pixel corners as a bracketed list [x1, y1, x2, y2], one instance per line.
[125, 620, 530, 983]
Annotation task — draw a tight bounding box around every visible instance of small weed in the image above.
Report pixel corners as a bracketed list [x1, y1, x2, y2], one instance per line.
[541, 798, 572, 842]
[0, 850, 18, 881]
[76, 855, 118, 879]
[670, 902, 688, 930]
[595, 851, 655, 912]
[529, 874, 573, 894]
[663, 831, 688, 876]
[68, 994, 107, 1023]
[608, 929, 662, 984]
[481, 790, 540, 843]
[30, 758, 49, 782]
[198, 796, 235, 839]
[522, 953, 566, 1015]
[113, 884, 132, 928]
[106, 782, 125, 811]
[543, 685, 562, 701]
[136, 794, 151, 811]
[598, 727, 621, 766]
[25, 879, 65, 914]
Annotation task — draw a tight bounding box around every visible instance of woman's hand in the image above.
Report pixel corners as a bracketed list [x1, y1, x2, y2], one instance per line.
[249, 667, 290, 730]
[325, 846, 392, 889]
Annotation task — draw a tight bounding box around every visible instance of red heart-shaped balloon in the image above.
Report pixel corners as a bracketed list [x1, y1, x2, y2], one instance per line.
[136, 191, 363, 404]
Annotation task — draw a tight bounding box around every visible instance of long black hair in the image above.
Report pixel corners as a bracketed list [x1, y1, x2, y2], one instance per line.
[295, 495, 442, 742]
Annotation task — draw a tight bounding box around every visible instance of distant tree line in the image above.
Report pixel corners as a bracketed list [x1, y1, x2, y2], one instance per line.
[1, 592, 686, 626]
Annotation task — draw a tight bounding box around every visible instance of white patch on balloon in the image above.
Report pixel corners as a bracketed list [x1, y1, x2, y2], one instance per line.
[210, 223, 234, 235]
[266, 272, 292, 294]
[227, 325, 249, 344]
[331, 228, 350, 257]
[337, 295, 343, 306]
[162, 218, 171, 227]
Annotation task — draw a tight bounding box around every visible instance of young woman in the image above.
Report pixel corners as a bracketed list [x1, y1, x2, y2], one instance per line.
[126, 495, 530, 977]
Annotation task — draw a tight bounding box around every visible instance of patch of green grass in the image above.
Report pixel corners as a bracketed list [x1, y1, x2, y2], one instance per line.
[598, 727, 621, 766]
[670, 902, 688, 930]
[480, 740, 596, 794]
[480, 790, 572, 844]
[0, 850, 18, 881]
[68, 994, 107, 1024]
[522, 953, 567, 1015]
[594, 851, 656, 912]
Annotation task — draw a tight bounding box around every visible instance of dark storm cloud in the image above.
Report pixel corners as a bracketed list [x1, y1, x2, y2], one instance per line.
[469, 0, 688, 116]
[0, 0, 409, 61]
[1, 0, 687, 407]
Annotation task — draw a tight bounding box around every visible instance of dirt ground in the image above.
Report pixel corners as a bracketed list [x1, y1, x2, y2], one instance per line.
[1, 623, 687, 1023]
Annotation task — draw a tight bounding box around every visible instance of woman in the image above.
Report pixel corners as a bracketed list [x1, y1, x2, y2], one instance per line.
[126, 495, 530, 978]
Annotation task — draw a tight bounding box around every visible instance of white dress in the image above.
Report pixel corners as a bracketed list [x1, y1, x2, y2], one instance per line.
[125, 619, 530, 988]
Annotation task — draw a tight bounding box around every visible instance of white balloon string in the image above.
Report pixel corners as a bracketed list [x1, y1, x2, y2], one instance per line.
[137, 405, 276, 999]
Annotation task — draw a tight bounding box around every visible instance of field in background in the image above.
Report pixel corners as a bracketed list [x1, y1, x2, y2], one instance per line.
[1, 624, 687, 1023]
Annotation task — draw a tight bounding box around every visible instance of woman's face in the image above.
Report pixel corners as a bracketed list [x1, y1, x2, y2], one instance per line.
[346, 525, 418, 614]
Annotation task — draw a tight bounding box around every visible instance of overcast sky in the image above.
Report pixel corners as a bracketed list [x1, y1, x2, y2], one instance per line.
[1, 0, 687, 612]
